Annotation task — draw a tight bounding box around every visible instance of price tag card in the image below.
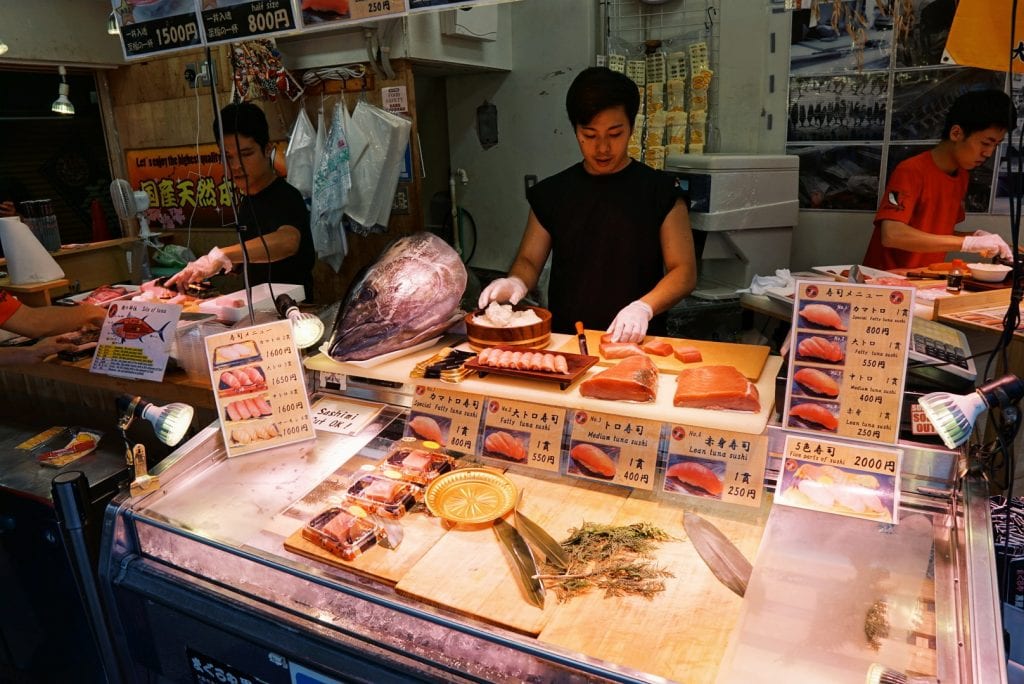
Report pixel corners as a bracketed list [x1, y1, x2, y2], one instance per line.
[785, 281, 914, 444]
[299, 0, 405, 30]
[201, 0, 299, 44]
[664, 425, 768, 507]
[206, 320, 314, 458]
[408, 386, 483, 455]
[777, 435, 902, 524]
[90, 301, 181, 381]
[567, 410, 660, 490]
[479, 398, 566, 473]
[310, 396, 384, 436]
[113, 0, 203, 60]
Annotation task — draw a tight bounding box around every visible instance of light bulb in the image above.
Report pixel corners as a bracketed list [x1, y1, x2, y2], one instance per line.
[107, 12, 120, 35]
[918, 374, 1024, 449]
[140, 402, 195, 446]
[52, 67, 74, 116]
[275, 293, 324, 349]
[0, 41, 8, 56]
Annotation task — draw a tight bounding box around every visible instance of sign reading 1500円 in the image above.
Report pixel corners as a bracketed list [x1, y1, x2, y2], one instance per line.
[112, 0, 203, 59]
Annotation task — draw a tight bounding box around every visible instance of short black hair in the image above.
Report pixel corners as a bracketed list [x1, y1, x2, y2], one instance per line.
[942, 88, 1017, 139]
[215, 102, 270, 149]
[566, 67, 640, 129]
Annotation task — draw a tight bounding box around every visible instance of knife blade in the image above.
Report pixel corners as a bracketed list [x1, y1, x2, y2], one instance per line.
[514, 507, 570, 571]
[494, 517, 545, 608]
[683, 512, 752, 597]
[574, 321, 589, 356]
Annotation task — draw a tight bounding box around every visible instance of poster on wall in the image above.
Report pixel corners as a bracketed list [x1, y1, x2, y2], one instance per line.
[890, 67, 1006, 141]
[298, 0, 407, 31]
[788, 73, 888, 143]
[789, 1, 892, 75]
[787, 144, 881, 210]
[112, 0, 204, 60]
[124, 142, 287, 230]
[199, 0, 300, 44]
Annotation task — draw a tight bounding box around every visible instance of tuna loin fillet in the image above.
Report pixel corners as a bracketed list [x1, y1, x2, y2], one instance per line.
[579, 355, 658, 403]
[673, 365, 761, 412]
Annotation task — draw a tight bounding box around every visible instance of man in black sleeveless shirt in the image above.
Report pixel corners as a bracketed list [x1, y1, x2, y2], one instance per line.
[167, 103, 314, 300]
[478, 67, 696, 341]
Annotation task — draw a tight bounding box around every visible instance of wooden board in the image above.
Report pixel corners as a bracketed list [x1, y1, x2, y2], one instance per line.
[394, 472, 631, 636]
[555, 330, 770, 379]
[538, 495, 770, 683]
[283, 508, 449, 585]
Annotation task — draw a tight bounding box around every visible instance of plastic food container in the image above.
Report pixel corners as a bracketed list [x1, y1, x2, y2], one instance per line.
[344, 474, 419, 519]
[967, 263, 1012, 283]
[377, 438, 455, 486]
[301, 507, 378, 561]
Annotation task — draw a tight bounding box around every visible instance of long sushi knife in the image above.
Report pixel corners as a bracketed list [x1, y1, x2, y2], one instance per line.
[493, 517, 545, 608]
[683, 512, 752, 597]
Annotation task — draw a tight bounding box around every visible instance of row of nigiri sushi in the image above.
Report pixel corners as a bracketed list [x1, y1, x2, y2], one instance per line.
[224, 395, 273, 422]
[230, 421, 280, 445]
[219, 365, 266, 390]
[475, 348, 570, 374]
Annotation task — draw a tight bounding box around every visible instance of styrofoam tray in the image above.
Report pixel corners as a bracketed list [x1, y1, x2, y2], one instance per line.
[199, 283, 305, 322]
[54, 284, 140, 307]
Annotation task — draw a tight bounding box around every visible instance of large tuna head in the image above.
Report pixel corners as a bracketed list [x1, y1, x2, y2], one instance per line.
[327, 232, 467, 361]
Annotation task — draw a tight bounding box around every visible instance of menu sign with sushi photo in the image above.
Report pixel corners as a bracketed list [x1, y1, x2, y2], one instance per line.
[566, 410, 659, 491]
[407, 386, 483, 455]
[479, 398, 566, 474]
[664, 426, 768, 508]
[90, 300, 181, 382]
[205, 320, 315, 458]
[784, 281, 914, 445]
[776, 435, 902, 524]
[113, 0, 203, 60]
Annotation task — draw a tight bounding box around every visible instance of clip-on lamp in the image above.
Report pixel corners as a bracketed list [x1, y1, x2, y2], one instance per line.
[117, 395, 194, 495]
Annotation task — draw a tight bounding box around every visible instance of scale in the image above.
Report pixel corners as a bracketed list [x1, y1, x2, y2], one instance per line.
[666, 154, 799, 300]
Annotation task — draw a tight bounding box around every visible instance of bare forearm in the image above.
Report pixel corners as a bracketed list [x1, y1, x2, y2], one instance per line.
[640, 265, 696, 315]
[221, 226, 300, 264]
[881, 221, 964, 253]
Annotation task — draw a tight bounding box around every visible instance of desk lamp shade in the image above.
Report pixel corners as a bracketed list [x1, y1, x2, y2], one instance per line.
[0, 216, 65, 285]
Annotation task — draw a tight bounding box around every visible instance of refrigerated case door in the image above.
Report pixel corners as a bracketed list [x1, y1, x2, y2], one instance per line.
[97, 408, 1000, 683]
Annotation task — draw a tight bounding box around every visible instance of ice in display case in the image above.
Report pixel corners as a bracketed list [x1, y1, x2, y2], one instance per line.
[95, 393, 1004, 683]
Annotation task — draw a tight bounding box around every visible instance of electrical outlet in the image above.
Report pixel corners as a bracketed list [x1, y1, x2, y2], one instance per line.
[184, 59, 215, 89]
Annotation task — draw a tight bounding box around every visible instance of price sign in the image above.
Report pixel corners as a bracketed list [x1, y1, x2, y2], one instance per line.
[201, 0, 298, 43]
[785, 281, 913, 444]
[299, 0, 405, 31]
[566, 409, 660, 490]
[206, 320, 315, 458]
[351, 0, 406, 19]
[408, 385, 483, 454]
[310, 396, 384, 436]
[776, 435, 902, 524]
[479, 398, 566, 473]
[665, 425, 768, 507]
[90, 301, 181, 382]
[113, 0, 203, 60]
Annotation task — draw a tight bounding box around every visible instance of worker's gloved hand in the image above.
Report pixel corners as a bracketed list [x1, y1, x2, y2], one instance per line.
[963, 231, 1012, 260]
[165, 247, 233, 291]
[478, 276, 528, 309]
[607, 300, 654, 343]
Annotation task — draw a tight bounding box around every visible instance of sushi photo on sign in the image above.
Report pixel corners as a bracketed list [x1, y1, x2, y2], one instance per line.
[664, 456, 724, 500]
[568, 442, 618, 480]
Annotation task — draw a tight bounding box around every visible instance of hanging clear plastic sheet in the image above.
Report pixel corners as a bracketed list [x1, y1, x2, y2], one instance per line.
[345, 101, 412, 235]
[310, 103, 351, 272]
[285, 108, 316, 200]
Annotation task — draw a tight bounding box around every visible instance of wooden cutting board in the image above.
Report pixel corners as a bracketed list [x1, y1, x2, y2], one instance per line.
[555, 330, 770, 379]
[538, 495, 770, 683]
[283, 508, 449, 585]
[393, 471, 630, 636]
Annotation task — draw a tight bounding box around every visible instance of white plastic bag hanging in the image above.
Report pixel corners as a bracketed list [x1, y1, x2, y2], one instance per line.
[285, 108, 316, 200]
[310, 102, 351, 272]
[345, 101, 412, 235]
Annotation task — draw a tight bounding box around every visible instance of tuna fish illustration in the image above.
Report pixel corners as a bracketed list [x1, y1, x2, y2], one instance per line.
[111, 316, 170, 342]
[327, 233, 467, 361]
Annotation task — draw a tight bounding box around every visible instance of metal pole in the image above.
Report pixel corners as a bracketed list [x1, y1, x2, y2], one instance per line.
[51, 470, 123, 684]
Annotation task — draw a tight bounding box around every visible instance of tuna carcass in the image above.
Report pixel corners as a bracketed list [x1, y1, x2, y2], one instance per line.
[327, 233, 467, 361]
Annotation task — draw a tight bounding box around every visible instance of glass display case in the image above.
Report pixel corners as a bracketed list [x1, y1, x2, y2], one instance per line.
[96, 389, 1004, 683]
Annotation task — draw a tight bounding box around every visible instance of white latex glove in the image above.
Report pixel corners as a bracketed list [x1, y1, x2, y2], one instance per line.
[478, 276, 528, 309]
[607, 300, 654, 343]
[165, 247, 233, 290]
[963, 231, 1012, 259]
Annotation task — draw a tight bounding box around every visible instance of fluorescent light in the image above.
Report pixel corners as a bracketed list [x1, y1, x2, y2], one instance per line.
[52, 66, 74, 116]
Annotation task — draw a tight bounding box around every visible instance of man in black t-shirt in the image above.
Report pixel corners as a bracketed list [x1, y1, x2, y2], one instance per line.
[167, 103, 315, 300]
[478, 67, 697, 340]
